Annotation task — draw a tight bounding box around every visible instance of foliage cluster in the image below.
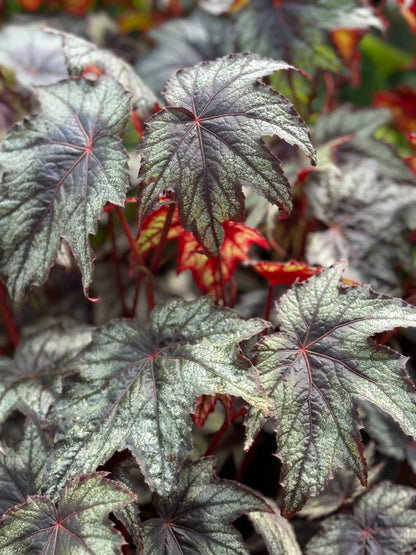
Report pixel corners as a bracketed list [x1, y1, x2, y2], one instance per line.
[0, 0, 416, 553]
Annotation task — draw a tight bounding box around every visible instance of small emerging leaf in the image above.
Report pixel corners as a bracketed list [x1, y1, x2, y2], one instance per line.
[247, 263, 416, 516]
[0, 76, 131, 301]
[142, 457, 269, 554]
[48, 297, 269, 499]
[178, 221, 268, 301]
[307, 482, 416, 555]
[252, 260, 320, 285]
[0, 473, 135, 554]
[137, 52, 316, 256]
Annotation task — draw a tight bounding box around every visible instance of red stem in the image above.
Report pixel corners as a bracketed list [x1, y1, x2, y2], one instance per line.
[216, 257, 227, 306]
[0, 281, 19, 347]
[114, 205, 155, 314]
[264, 284, 274, 324]
[107, 212, 128, 316]
[204, 406, 247, 456]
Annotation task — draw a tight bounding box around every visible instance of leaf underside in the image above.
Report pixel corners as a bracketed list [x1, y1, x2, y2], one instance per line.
[0, 76, 131, 302]
[48, 297, 269, 499]
[247, 263, 416, 516]
[137, 52, 316, 256]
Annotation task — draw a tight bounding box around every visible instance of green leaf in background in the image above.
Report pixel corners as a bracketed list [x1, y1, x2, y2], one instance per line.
[304, 160, 416, 295]
[53, 29, 158, 120]
[48, 297, 269, 498]
[0, 323, 91, 423]
[361, 402, 416, 475]
[0, 25, 67, 89]
[142, 457, 269, 554]
[306, 482, 416, 555]
[0, 418, 49, 515]
[247, 263, 416, 516]
[137, 53, 316, 255]
[313, 105, 416, 181]
[0, 473, 135, 554]
[235, 0, 383, 75]
[135, 9, 234, 94]
[0, 76, 131, 302]
[249, 499, 302, 555]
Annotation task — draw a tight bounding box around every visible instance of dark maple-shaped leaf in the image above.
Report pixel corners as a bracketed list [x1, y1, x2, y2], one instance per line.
[53, 29, 157, 120]
[361, 401, 416, 474]
[249, 499, 301, 555]
[137, 203, 183, 256]
[137, 53, 316, 256]
[0, 418, 49, 515]
[313, 104, 415, 182]
[0, 76, 131, 302]
[307, 482, 416, 554]
[299, 444, 384, 519]
[235, 0, 382, 76]
[178, 222, 268, 301]
[305, 160, 416, 294]
[252, 260, 320, 285]
[0, 323, 91, 424]
[142, 457, 269, 554]
[48, 297, 269, 499]
[0, 472, 135, 553]
[135, 9, 235, 94]
[0, 25, 67, 89]
[246, 263, 416, 517]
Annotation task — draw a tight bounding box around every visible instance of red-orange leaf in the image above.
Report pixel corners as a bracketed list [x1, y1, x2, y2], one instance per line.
[374, 86, 416, 135]
[178, 222, 268, 300]
[193, 394, 234, 429]
[252, 260, 320, 285]
[137, 203, 183, 256]
[397, 0, 416, 31]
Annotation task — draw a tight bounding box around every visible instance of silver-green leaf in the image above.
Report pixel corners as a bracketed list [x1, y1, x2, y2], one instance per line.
[307, 482, 416, 555]
[0, 473, 135, 554]
[142, 458, 269, 554]
[137, 52, 316, 256]
[0, 323, 91, 424]
[48, 297, 269, 499]
[0, 76, 131, 302]
[247, 263, 416, 516]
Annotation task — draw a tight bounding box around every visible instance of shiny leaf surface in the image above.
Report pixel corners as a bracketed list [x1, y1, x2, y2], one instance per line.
[137, 53, 316, 256]
[247, 263, 416, 516]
